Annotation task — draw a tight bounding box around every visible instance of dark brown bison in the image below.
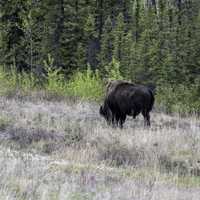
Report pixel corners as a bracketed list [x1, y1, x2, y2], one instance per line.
[100, 80, 155, 128]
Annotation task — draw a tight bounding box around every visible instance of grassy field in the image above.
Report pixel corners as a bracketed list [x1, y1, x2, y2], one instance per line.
[0, 93, 200, 200]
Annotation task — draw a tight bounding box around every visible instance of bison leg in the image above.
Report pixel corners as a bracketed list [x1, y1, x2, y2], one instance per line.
[111, 115, 115, 125]
[119, 115, 126, 129]
[142, 110, 151, 127]
[109, 113, 118, 128]
[114, 114, 120, 127]
[111, 114, 118, 128]
[131, 109, 140, 119]
[146, 113, 150, 126]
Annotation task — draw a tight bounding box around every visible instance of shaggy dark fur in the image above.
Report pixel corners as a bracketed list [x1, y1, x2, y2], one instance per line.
[100, 81, 155, 128]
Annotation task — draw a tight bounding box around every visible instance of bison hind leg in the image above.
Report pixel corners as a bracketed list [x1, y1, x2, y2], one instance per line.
[114, 114, 120, 127]
[111, 114, 118, 128]
[119, 115, 126, 129]
[146, 113, 150, 126]
[142, 110, 151, 127]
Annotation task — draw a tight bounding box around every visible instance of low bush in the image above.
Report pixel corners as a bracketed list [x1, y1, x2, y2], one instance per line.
[0, 64, 104, 101]
[156, 83, 200, 115]
[43, 54, 67, 96]
[0, 65, 39, 96]
[67, 67, 104, 101]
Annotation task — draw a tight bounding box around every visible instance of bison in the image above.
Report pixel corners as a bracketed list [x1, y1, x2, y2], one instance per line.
[99, 80, 155, 128]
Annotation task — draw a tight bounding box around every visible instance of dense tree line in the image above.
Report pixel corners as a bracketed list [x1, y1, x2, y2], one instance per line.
[0, 0, 200, 87]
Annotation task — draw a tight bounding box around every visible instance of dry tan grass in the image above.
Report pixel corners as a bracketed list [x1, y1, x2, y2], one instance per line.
[0, 96, 199, 199]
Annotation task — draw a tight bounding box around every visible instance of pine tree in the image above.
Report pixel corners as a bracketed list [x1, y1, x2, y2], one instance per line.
[113, 13, 125, 62]
[112, 13, 134, 79]
[134, 0, 141, 41]
[0, 0, 26, 71]
[99, 16, 114, 69]
[120, 31, 133, 79]
[0, 0, 200, 89]
[84, 14, 98, 68]
[41, 0, 65, 68]
[132, 7, 158, 84]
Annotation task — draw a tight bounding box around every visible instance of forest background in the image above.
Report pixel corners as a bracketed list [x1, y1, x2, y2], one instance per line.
[0, 0, 200, 113]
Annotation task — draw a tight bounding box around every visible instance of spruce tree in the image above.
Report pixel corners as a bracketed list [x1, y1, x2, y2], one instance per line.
[113, 13, 125, 62]
[0, 0, 26, 71]
[99, 16, 114, 69]
[84, 14, 98, 68]
[121, 31, 133, 80]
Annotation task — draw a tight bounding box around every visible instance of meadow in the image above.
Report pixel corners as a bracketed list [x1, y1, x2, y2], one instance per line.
[0, 93, 199, 200]
[2, 1, 200, 199]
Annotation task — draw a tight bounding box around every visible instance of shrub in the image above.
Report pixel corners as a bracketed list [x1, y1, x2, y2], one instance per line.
[17, 72, 37, 92]
[0, 65, 38, 96]
[67, 66, 104, 101]
[44, 54, 67, 95]
[0, 62, 104, 101]
[0, 65, 16, 95]
[156, 83, 200, 115]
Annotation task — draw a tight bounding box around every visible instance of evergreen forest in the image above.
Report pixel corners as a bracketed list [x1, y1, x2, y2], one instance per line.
[0, 0, 200, 113]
